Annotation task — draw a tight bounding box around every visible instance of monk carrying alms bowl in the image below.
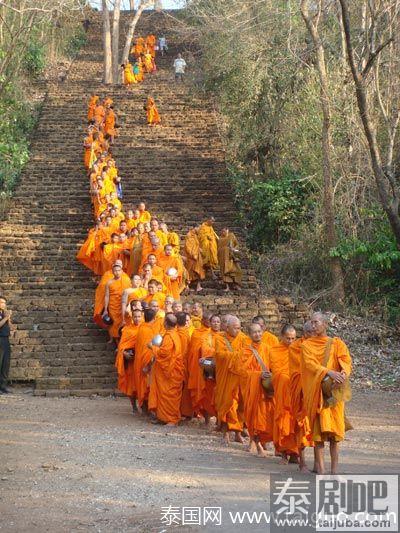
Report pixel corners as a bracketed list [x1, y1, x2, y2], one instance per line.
[199, 357, 216, 380]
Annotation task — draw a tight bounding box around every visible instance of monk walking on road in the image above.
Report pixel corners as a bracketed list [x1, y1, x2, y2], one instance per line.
[301, 312, 352, 475]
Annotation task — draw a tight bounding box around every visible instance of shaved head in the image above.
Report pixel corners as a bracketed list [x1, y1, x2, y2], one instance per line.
[311, 312, 329, 336]
[303, 320, 313, 338]
[226, 315, 241, 338]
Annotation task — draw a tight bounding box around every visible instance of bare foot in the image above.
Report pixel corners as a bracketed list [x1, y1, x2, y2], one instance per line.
[234, 432, 244, 444]
[279, 454, 289, 465]
[248, 440, 257, 454]
[257, 442, 267, 457]
[223, 432, 230, 447]
[299, 465, 311, 473]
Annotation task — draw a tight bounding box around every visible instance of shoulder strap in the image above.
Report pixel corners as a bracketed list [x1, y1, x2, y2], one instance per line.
[249, 345, 268, 373]
[223, 336, 234, 352]
[323, 337, 334, 367]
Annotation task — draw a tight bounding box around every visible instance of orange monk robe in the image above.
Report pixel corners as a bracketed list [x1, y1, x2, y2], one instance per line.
[88, 95, 99, 120]
[146, 34, 156, 57]
[93, 227, 111, 273]
[146, 98, 161, 125]
[133, 321, 161, 407]
[184, 230, 205, 282]
[107, 276, 132, 338]
[301, 336, 352, 443]
[138, 210, 151, 224]
[262, 330, 280, 349]
[126, 217, 140, 231]
[143, 291, 166, 310]
[163, 231, 179, 255]
[155, 230, 168, 248]
[94, 104, 106, 126]
[148, 329, 184, 424]
[198, 222, 218, 269]
[158, 254, 184, 300]
[133, 37, 145, 58]
[123, 63, 137, 85]
[93, 270, 131, 327]
[104, 108, 117, 137]
[130, 235, 143, 275]
[144, 52, 153, 73]
[115, 322, 141, 397]
[214, 332, 249, 431]
[191, 315, 202, 330]
[240, 342, 274, 444]
[84, 134, 93, 169]
[269, 343, 298, 455]
[186, 326, 211, 415]
[177, 325, 194, 417]
[127, 287, 148, 303]
[192, 329, 220, 417]
[288, 338, 313, 449]
[102, 242, 123, 273]
[77, 228, 97, 272]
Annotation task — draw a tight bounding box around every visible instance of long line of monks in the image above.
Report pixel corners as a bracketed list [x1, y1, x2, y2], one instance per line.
[77, 89, 353, 475]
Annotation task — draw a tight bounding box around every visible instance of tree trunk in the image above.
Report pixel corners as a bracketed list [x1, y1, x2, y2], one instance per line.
[129, 0, 135, 10]
[111, 0, 121, 84]
[121, 0, 154, 66]
[301, 0, 346, 306]
[339, 0, 400, 248]
[102, 0, 112, 84]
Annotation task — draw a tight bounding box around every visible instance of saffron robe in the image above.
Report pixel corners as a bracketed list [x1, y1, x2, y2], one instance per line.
[149, 329, 184, 424]
[115, 322, 140, 397]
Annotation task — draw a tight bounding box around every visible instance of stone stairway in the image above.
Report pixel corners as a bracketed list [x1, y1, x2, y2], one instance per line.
[0, 10, 307, 395]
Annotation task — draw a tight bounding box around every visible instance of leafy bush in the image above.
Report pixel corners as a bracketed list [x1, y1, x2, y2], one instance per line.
[0, 87, 36, 189]
[64, 28, 87, 58]
[228, 166, 314, 250]
[24, 40, 46, 76]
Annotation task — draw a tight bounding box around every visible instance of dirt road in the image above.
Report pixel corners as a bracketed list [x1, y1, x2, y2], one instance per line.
[1, 389, 399, 532]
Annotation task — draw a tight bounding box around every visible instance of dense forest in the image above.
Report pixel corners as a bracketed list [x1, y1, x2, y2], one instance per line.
[183, 0, 400, 321]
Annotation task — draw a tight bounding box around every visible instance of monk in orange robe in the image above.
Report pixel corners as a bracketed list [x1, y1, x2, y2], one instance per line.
[87, 94, 99, 121]
[102, 233, 122, 273]
[146, 97, 161, 125]
[121, 275, 148, 324]
[252, 315, 280, 349]
[214, 315, 249, 445]
[103, 263, 132, 342]
[301, 312, 352, 474]
[235, 323, 275, 456]
[184, 227, 205, 292]
[176, 312, 194, 418]
[190, 302, 203, 329]
[148, 300, 166, 334]
[93, 100, 106, 128]
[269, 324, 299, 463]
[145, 254, 165, 285]
[189, 313, 219, 424]
[143, 279, 166, 309]
[104, 105, 117, 143]
[133, 36, 145, 58]
[133, 308, 161, 412]
[198, 217, 219, 275]
[93, 260, 130, 327]
[115, 308, 143, 410]
[77, 225, 98, 272]
[83, 128, 94, 169]
[289, 320, 314, 471]
[148, 313, 184, 426]
[146, 34, 156, 57]
[217, 228, 242, 290]
[158, 244, 184, 300]
[138, 202, 151, 224]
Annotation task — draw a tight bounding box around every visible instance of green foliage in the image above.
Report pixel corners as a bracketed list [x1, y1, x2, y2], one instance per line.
[0, 85, 37, 199]
[331, 217, 400, 320]
[228, 166, 314, 250]
[24, 40, 46, 76]
[64, 28, 87, 58]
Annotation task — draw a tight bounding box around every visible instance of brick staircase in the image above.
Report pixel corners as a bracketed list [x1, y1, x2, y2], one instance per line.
[0, 10, 308, 395]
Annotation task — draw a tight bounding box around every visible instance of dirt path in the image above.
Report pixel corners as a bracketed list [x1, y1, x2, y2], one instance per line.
[1, 389, 399, 533]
